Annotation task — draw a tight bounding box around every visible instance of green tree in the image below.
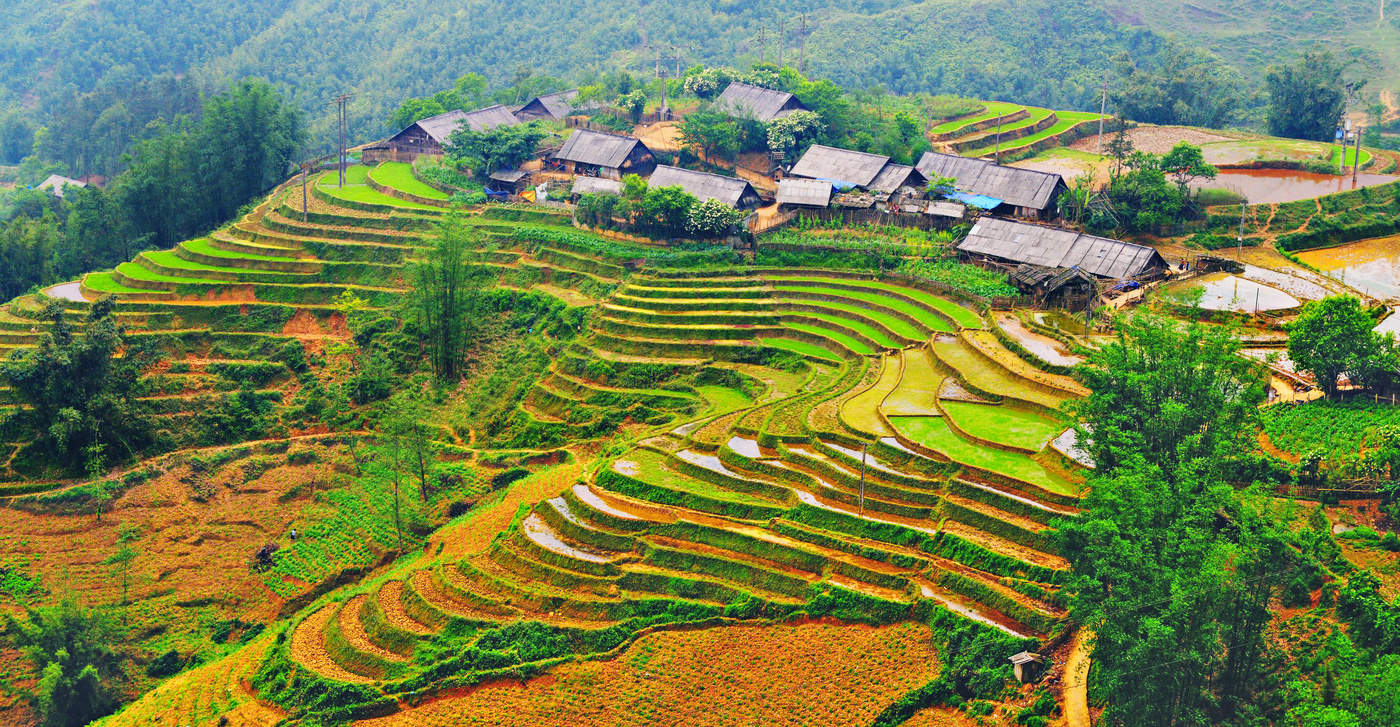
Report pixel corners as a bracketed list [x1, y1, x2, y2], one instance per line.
[0, 297, 159, 474]
[102, 523, 140, 606]
[1061, 310, 1288, 727]
[4, 600, 121, 727]
[445, 122, 547, 181]
[195, 79, 305, 225]
[1068, 311, 1267, 484]
[615, 90, 647, 123]
[685, 198, 744, 237]
[1266, 51, 1351, 142]
[1287, 296, 1380, 396]
[677, 109, 741, 162]
[410, 213, 491, 381]
[765, 110, 824, 160]
[1159, 142, 1216, 190]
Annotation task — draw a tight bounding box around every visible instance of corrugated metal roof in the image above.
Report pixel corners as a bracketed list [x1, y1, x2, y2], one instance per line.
[789, 145, 890, 187]
[648, 165, 756, 208]
[572, 176, 623, 196]
[411, 105, 522, 144]
[490, 169, 529, 183]
[958, 217, 1165, 278]
[916, 151, 1063, 211]
[776, 178, 833, 207]
[867, 163, 924, 193]
[554, 129, 645, 168]
[714, 82, 804, 122]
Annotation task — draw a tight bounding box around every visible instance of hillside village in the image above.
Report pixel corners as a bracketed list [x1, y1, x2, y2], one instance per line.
[1, 55, 1400, 727]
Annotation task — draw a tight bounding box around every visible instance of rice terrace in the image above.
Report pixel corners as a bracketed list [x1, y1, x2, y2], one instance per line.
[3, 5, 1400, 727]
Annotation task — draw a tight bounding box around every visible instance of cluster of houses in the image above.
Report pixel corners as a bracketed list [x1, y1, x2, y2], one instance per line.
[365, 80, 1167, 300]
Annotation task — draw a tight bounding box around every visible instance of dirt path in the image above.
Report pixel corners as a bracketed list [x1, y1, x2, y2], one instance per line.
[1061, 628, 1092, 727]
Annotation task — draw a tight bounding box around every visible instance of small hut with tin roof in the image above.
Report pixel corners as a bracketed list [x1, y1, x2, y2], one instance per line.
[364, 105, 523, 163]
[714, 82, 808, 122]
[552, 129, 656, 180]
[648, 165, 762, 209]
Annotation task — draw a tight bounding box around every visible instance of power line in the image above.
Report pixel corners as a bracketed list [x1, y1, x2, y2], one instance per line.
[329, 93, 353, 189]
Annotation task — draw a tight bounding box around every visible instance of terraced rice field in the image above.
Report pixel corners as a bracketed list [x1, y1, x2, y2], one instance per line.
[0, 157, 1092, 722]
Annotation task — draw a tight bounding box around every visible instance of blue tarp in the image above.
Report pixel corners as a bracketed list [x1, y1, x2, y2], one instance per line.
[809, 177, 860, 191]
[943, 191, 1002, 209]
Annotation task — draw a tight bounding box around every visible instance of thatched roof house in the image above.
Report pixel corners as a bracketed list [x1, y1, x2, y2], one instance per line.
[648, 165, 761, 209]
[553, 129, 656, 180]
[916, 151, 1065, 219]
[775, 178, 833, 209]
[515, 90, 597, 122]
[714, 82, 808, 122]
[958, 217, 1166, 279]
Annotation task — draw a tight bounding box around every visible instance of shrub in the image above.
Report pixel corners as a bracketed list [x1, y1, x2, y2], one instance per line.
[145, 649, 183, 678]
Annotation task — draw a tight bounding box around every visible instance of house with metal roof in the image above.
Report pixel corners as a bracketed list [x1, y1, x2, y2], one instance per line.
[571, 176, 623, 199]
[364, 105, 524, 163]
[36, 174, 86, 199]
[957, 217, 1166, 279]
[514, 90, 598, 122]
[553, 129, 656, 180]
[787, 145, 927, 200]
[775, 178, 833, 209]
[916, 151, 1065, 219]
[647, 165, 762, 210]
[714, 82, 808, 123]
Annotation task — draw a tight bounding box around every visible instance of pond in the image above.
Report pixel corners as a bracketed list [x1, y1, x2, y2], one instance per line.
[1197, 168, 1398, 205]
[1162, 273, 1300, 312]
[1296, 236, 1400, 300]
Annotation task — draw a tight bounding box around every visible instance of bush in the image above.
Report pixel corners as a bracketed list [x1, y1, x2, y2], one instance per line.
[145, 649, 183, 678]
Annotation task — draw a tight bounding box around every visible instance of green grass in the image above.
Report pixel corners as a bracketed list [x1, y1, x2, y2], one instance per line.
[768, 276, 982, 329]
[369, 161, 450, 200]
[933, 340, 1065, 411]
[775, 284, 953, 334]
[781, 322, 876, 356]
[961, 106, 1054, 139]
[1329, 145, 1374, 169]
[183, 237, 301, 262]
[117, 262, 223, 285]
[316, 172, 442, 211]
[696, 385, 752, 413]
[787, 310, 900, 349]
[759, 336, 845, 362]
[889, 415, 1075, 495]
[1260, 399, 1400, 458]
[939, 401, 1064, 451]
[83, 272, 158, 295]
[930, 101, 1024, 135]
[963, 110, 1104, 157]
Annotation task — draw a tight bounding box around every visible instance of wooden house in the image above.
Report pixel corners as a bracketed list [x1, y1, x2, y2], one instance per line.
[714, 82, 808, 122]
[648, 165, 762, 210]
[487, 169, 532, 197]
[775, 178, 833, 210]
[916, 151, 1065, 220]
[1010, 652, 1046, 684]
[957, 217, 1166, 280]
[364, 105, 522, 163]
[514, 90, 597, 122]
[552, 129, 655, 180]
[571, 176, 623, 200]
[788, 145, 926, 196]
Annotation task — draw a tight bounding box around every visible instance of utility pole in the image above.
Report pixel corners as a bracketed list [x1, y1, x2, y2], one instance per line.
[1095, 79, 1108, 156]
[778, 17, 785, 67]
[1237, 201, 1246, 261]
[1354, 126, 1363, 183]
[799, 14, 808, 73]
[759, 24, 766, 63]
[994, 114, 1002, 164]
[331, 93, 353, 189]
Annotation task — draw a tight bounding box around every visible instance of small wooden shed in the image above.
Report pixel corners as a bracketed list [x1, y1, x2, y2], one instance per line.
[1010, 651, 1046, 684]
[552, 129, 656, 180]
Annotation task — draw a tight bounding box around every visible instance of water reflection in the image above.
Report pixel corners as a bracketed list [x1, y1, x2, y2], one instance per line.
[1164, 273, 1300, 312]
[1198, 168, 1398, 205]
[1296, 236, 1400, 300]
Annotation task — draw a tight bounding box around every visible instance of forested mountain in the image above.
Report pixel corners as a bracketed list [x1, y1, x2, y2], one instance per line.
[3, 0, 1396, 158]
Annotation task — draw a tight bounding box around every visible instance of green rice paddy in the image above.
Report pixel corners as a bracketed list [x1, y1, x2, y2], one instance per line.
[183, 237, 300, 262]
[759, 337, 844, 362]
[317, 171, 442, 211]
[889, 415, 1074, 495]
[930, 101, 1024, 135]
[775, 285, 950, 334]
[964, 110, 1105, 158]
[369, 162, 450, 200]
[939, 400, 1064, 451]
[782, 322, 876, 356]
[933, 340, 1065, 411]
[84, 272, 157, 295]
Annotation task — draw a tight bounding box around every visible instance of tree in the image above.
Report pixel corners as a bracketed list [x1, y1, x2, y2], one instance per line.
[5, 600, 122, 727]
[685, 199, 744, 237]
[1109, 41, 1246, 129]
[0, 297, 159, 474]
[633, 185, 696, 238]
[1105, 126, 1134, 178]
[1159, 142, 1216, 190]
[410, 213, 491, 381]
[195, 79, 305, 225]
[385, 389, 434, 501]
[1288, 296, 1381, 395]
[765, 110, 824, 160]
[615, 90, 647, 123]
[1068, 311, 1267, 482]
[1266, 51, 1351, 141]
[1061, 310, 1288, 727]
[102, 523, 140, 606]
[677, 109, 741, 162]
[445, 122, 547, 181]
